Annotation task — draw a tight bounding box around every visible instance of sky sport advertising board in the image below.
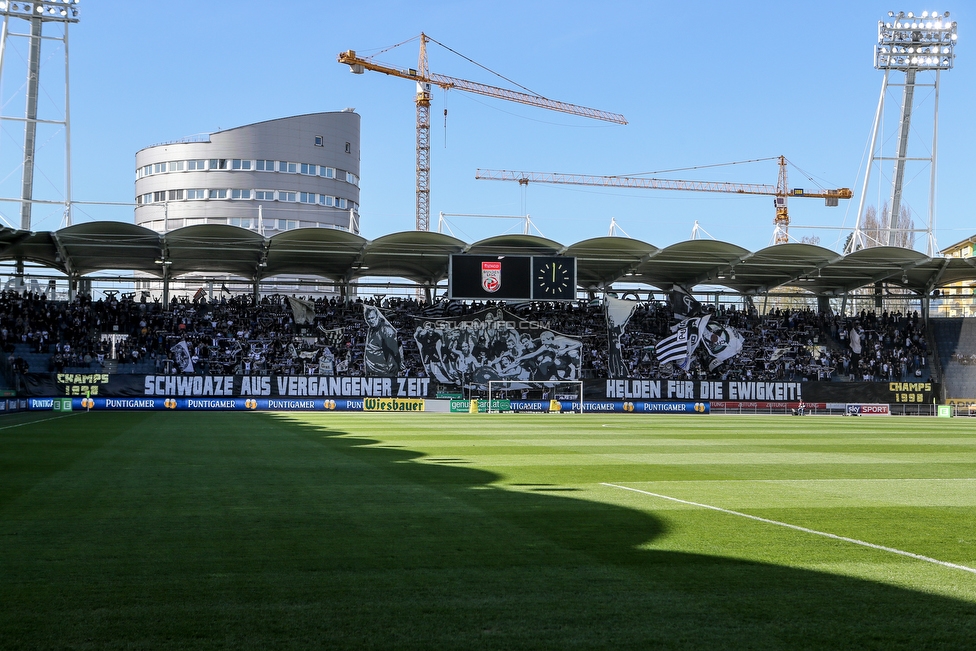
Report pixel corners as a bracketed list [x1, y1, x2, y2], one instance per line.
[845, 404, 891, 415]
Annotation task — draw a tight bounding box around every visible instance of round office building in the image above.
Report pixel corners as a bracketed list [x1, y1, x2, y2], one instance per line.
[134, 111, 361, 236]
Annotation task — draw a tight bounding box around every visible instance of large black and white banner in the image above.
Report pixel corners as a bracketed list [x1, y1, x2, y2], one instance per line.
[413, 308, 582, 388]
[19, 373, 939, 406]
[21, 372, 435, 399]
[363, 305, 404, 376]
[655, 314, 744, 372]
[605, 296, 638, 378]
[592, 379, 939, 405]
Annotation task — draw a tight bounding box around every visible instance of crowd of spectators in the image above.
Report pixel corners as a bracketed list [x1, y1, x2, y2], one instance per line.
[0, 288, 931, 386]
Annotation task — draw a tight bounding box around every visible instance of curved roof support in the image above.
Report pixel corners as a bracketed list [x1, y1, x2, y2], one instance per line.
[49, 231, 73, 278]
[925, 256, 952, 296]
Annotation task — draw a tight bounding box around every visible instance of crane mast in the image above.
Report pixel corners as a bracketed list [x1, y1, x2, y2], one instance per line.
[415, 37, 431, 231]
[476, 156, 853, 244]
[339, 34, 627, 232]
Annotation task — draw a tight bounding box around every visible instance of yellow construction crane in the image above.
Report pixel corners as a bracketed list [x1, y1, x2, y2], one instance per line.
[338, 34, 627, 232]
[475, 156, 853, 244]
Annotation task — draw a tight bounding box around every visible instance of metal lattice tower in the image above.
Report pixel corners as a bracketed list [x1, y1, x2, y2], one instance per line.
[0, 0, 79, 230]
[850, 11, 957, 255]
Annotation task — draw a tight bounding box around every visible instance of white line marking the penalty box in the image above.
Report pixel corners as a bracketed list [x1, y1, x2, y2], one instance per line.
[0, 413, 77, 431]
[602, 482, 976, 576]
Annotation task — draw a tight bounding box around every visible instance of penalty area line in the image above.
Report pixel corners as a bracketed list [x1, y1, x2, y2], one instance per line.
[602, 482, 976, 576]
[0, 413, 78, 431]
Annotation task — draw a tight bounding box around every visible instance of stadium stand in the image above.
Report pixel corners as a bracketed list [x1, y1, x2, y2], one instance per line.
[931, 317, 976, 398]
[1, 288, 954, 394]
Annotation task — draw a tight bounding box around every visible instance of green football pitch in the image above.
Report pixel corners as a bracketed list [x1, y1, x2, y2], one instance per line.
[2, 411, 976, 650]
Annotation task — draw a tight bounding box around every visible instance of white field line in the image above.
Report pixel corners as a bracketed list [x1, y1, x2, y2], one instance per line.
[602, 482, 976, 575]
[0, 413, 77, 431]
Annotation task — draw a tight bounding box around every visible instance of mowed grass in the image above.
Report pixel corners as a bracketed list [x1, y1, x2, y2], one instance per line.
[2, 411, 976, 650]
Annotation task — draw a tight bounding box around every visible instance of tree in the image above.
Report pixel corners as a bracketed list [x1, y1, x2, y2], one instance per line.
[891, 204, 916, 249]
[854, 203, 915, 249]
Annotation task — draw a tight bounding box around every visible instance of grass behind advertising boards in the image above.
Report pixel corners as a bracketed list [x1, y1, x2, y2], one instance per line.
[2, 411, 976, 649]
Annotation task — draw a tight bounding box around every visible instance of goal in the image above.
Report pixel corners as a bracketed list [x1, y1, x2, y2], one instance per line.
[487, 380, 584, 414]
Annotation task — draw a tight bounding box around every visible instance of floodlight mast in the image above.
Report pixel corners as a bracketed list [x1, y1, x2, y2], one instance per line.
[850, 10, 957, 255]
[0, 0, 80, 230]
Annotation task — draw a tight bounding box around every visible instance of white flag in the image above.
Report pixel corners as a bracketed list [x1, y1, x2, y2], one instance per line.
[704, 322, 745, 371]
[605, 295, 638, 330]
[287, 296, 317, 325]
[170, 340, 194, 373]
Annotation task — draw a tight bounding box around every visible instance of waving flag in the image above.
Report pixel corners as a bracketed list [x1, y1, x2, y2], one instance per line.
[656, 315, 709, 369]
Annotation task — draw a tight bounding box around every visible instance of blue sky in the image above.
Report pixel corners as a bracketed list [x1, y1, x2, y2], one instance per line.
[1, 0, 971, 254]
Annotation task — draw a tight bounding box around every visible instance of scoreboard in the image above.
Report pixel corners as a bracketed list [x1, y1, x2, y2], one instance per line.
[449, 255, 577, 301]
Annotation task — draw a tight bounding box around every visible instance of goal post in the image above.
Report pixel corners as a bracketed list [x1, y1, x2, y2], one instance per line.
[487, 380, 585, 414]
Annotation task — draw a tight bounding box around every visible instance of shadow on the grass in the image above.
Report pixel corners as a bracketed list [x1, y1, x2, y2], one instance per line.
[273, 414, 976, 651]
[3, 412, 974, 651]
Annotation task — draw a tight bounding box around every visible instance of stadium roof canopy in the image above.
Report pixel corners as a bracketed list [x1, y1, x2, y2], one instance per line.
[1, 222, 975, 296]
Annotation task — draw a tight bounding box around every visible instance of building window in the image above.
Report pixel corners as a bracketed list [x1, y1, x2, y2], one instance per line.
[168, 189, 184, 201]
[320, 167, 334, 179]
[209, 159, 228, 170]
[345, 142, 351, 154]
[346, 172, 359, 186]
[230, 218, 253, 229]
[170, 160, 185, 172]
[139, 193, 152, 204]
[254, 190, 274, 201]
[319, 195, 334, 207]
[154, 163, 166, 174]
[208, 189, 227, 199]
[231, 189, 251, 199]
[278, 161, 297, 173]
[256, 160, 275, 171]
[278, 191, 296, 202]
[300, 192, 317, 204]
[153, 191, 167, 202]
[188, 160, 206, 171]
[300, 163, 316, 175]
[277, 219, 299, 230]
[231, 159, 252, 170]
[337, 198, 347, 209]
[186, 189, 206, 200]
[314, 135, 324, 147]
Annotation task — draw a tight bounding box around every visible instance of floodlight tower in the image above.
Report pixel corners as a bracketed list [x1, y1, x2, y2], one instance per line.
[0, 0, 80, 230]
[851, 10, 957, 255]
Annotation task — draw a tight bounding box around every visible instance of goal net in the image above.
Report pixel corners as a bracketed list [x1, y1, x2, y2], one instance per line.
[487, 380, 584, 414]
